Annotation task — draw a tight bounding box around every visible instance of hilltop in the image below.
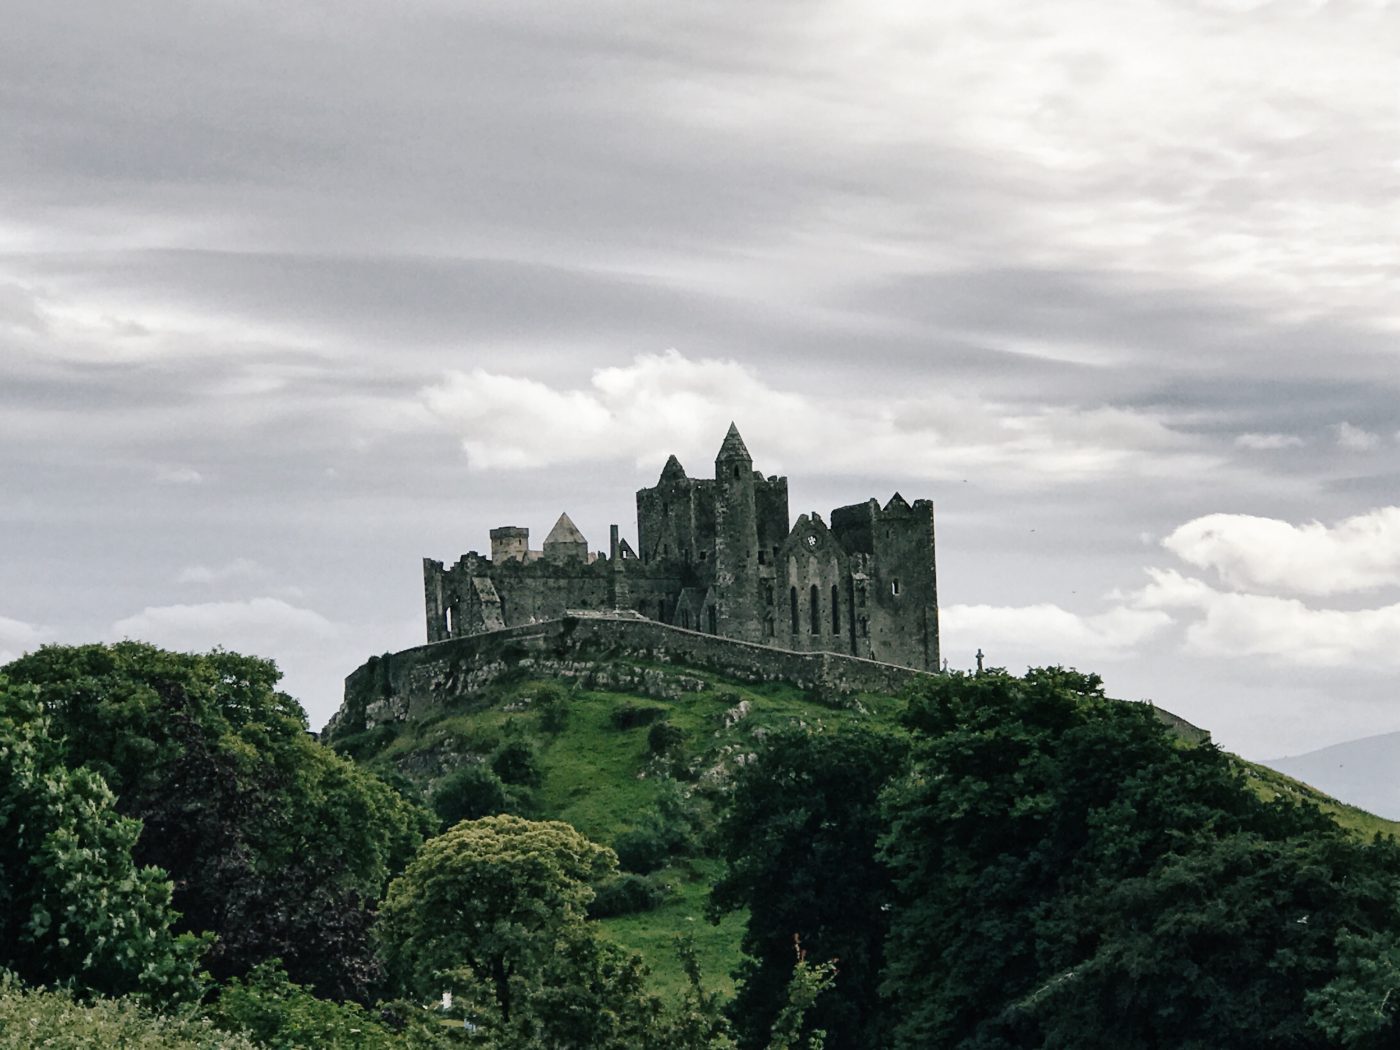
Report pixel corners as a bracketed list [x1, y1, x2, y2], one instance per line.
[322, 617, 1398, 992]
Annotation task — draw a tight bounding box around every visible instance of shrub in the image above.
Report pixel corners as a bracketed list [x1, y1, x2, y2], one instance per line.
[535, 685, 570, 734]
[588, 873, 672, 918]
[613, 827, 669, 874]
[492, 739, 543, 787]
[431, 764, 509, 826]
[0, 978, 255, 1050]
[610, 704, 666, 730]
[648, 721, 687, 757]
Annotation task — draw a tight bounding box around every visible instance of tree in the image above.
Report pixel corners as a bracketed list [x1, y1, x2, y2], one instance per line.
[0, 677, 206, 1005]
[3, 643, 433, 1000]
[879, 667, 1400, 1049]
[711, 724, 909, 1050]
[0, 976, 256, 1050]
[377, 814, 659, 1046]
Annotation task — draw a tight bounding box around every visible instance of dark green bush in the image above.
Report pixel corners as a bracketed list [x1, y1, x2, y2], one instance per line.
[535, 685, 570, 734]
[647, 720, 687, 756]
[587, 873, 671, 918]
[613, 827, 669, 874]
[431, 764, 509, 826]
[491, 739, 543, 787]
[610, 703, 666, 730]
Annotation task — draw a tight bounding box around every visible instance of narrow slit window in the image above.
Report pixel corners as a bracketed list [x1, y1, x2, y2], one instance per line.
[809, 584, 820, 635]
[831, 584, 840, 634]
[891, 578, 901, 596]
[790, 586, 799, 633]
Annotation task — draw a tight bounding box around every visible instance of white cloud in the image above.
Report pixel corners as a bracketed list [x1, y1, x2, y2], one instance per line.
[1163, 507, 1400, 596]
[1235, 432, 1304, 450]
[1136, 568, 1400, 671]
[940, 601, 1172, 670]
[112, 598, 338, 655]
[155, 465, 204, 485]
[0, 615, 49, 667]
[176, 558, 267, 585]
[1334, 422, 1380, 451]
[421, 350, 1213, 485]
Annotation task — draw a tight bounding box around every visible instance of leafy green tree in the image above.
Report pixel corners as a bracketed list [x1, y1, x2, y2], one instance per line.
[0, 976, 255, 1050]
[880, 667, 1400, 1049]
[711, 724, 909, 1050]
[3, 643, 433, 1000]
[0, 678, 206, 1005]
[209, 961, 456, 1049]
[377, 814, 660, 1047]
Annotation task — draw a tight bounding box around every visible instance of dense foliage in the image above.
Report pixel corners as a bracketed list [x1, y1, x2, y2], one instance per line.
[377, 814, 662, 1045]
[0, 978, 255, 1050]
[4, 643, 433, 1000]
[0, 677, 205, 1004]
[712, 725, 909, 1050]
[9, 635, 1400, 1049]
[880, 668, 1400, 1048]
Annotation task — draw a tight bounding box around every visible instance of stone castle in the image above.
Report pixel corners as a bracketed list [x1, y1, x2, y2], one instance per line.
[423, 424, 939, 670]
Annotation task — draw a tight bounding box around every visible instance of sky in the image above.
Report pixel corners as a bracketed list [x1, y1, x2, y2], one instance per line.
[2, 0, 1398, 764]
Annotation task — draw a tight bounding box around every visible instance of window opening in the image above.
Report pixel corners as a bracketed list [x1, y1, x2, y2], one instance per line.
[790, 587, 799, 633]
[809, 584, 820, 635]
[445, 606, 454, 634]
[891, 578, 901, 596]
[831, 584, 840, 634]
[708, 606, 718, 634]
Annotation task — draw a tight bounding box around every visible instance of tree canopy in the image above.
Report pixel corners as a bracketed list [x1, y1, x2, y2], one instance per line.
[879, 667, 1400, 1049]
[0, 676, 205, 1004]
[3, 643, 433, 999]
[711, 723, 909, 1050]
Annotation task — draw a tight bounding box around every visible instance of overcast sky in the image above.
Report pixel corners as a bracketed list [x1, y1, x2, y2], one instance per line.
[3, 0, 1398, 764]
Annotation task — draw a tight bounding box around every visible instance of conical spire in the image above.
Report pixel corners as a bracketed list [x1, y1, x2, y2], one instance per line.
[660, 454, 687, 482]
[544, 512, 586, 547]
[715, 422, 751, 463]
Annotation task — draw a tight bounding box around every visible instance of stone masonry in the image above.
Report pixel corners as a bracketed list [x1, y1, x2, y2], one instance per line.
[422, 425, 940, 671]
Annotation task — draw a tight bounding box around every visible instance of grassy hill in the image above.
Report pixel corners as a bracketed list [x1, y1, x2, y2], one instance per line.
[326, 656, 1400, 997]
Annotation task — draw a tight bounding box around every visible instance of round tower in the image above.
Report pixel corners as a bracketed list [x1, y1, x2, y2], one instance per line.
[713, 423, 763, 642]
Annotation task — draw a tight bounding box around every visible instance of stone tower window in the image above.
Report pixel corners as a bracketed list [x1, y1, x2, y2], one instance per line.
[445, 606, 454, 634]
[831, 584, 840, 634]
[891, 578, 901, 596]
[708, 605, 718, 634]
[789, 586, 799, 633]
[809, 584, 819, 635]
[733, 464, 740, 479]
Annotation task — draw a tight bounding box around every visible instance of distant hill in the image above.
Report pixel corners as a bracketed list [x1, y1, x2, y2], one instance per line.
[1263, 731, 1400, 821]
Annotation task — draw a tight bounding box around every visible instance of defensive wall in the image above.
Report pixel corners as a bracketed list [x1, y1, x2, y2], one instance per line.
[327, 613, 1208, 745]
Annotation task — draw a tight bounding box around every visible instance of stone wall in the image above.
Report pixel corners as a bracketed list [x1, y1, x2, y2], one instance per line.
[329, 613, 940, 737]
[328, 614, 1211, 750]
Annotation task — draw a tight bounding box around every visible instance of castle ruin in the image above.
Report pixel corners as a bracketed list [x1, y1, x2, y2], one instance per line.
[422, 424, 939, 670]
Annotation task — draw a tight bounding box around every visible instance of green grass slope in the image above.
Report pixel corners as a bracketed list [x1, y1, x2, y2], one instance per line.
[330, 666, 907, 996]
